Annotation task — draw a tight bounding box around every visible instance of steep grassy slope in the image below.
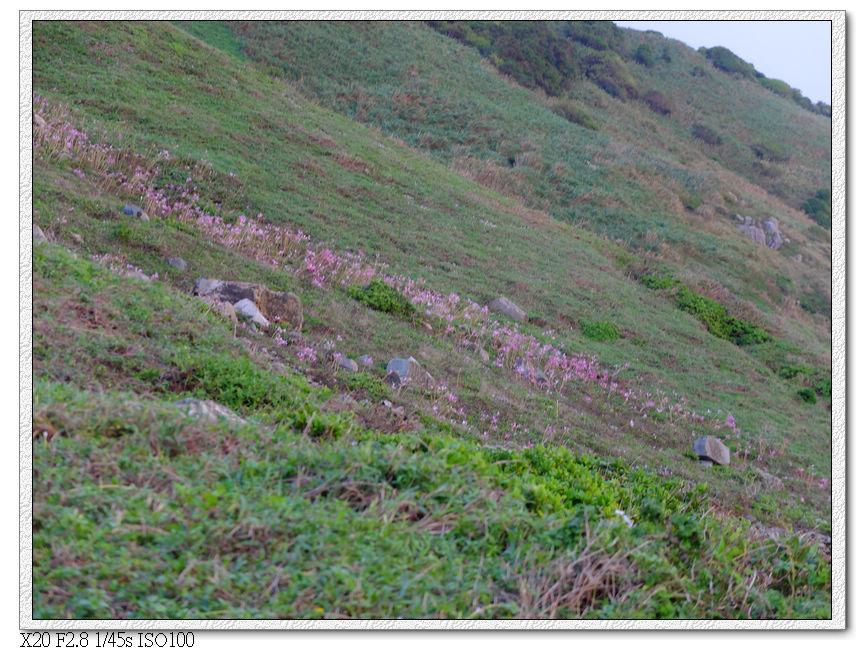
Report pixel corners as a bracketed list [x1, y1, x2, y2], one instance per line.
[203, 20, 830, 355]
[30, 21, 832, 619]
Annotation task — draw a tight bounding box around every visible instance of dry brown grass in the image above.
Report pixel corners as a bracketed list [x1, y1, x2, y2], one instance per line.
[499, 518, 639, 618]
[450, 156, 525, 201]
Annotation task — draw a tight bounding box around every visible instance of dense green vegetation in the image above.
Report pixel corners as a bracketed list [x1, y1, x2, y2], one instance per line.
[802, 188, 831, 229]
[30, 20, 833, 620]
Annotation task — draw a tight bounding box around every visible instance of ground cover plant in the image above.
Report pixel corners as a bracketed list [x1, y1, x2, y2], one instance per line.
[30, 20, 833, 620]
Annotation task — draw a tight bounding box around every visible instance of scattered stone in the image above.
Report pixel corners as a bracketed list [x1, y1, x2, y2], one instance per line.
[33, 113, 47, 130]
[33, 225, 48, 245]
[386, 356, 435, 390]
[763, 217, 784, 250]
[332, 353, 358, 373]
[488, 296, 527, 322]
[698, 460, 714, 467]
[384, 371, 403, 389]
[381, 400, 393, 409]
[165, 256, 187, 271]
[217, 300, 238, 326]
[121, 205, 149, 222]
[737, 215, 785, 250]
[123, 269, 151, 282]
[193, 278, 303, 330]
[738, 223, 766, 246]
[693, 435, 730, 466]
[69, 232, 84, 244]
[727, 192, 738, 202]
[174, 398, 245, 425]
[755, 468, 783, 491]
[233, 298, 270, 327]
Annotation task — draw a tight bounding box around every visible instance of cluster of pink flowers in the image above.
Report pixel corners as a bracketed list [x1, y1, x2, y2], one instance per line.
[36, 97, 779, 463]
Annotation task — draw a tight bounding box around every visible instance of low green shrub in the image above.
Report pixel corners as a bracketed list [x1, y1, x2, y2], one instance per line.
[579, 319, 621, 342]
[751, 141, 790, 163]
[348, 279, 416, 318]
[550, 98, 599, 130]
[679, 192, 703, 211]
[676, 287, 772, 346]
[639, 273, 682, 290]
[802, 188, 831, 229]
[797, 388, 817, 404]
[799, 290, 830, 318]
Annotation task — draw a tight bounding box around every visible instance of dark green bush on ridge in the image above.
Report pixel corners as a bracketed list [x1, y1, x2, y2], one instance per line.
[633, 43, 655, 67]
[700, 46, 756, 78]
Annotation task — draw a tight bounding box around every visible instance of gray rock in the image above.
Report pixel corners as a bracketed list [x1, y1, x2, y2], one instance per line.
[33, 113, 47, 130]
[738, 224, 766, 246]
[233, 298, 270, 327]
[33, 225, 48, 245]
[386, 357, 410, 380]
[165, 257, 187, 271]
[694, 435, 730, 466]
[334, 353, 358, 373]
[488, 296, 527, 322]
[385, 371, 403, 389]
[122, 205, 149, 221]
[193, 278, 303, 330]
[357, 354, 374, 368]
[218, 300, 238, 325]
[69, 232, 84, 244]
[763, 217, 780, 235]
[386, 356, 435, 390]
[174, 398, 245, 425]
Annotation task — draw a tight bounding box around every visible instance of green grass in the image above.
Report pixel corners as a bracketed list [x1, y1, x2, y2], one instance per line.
[34, 379, 829, 619]
[191, 20, 830, 335]
[30, 20, 833, 620]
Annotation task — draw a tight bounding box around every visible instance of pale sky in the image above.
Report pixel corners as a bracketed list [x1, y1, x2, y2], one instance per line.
[614, 20, 832, 105]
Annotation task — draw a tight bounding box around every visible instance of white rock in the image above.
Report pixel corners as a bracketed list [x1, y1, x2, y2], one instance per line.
[233, 298, 270, 327]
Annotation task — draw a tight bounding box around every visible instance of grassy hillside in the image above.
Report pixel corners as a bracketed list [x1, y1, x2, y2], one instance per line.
[201, 20, 831, 351]
[30, 21, 832, 620]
